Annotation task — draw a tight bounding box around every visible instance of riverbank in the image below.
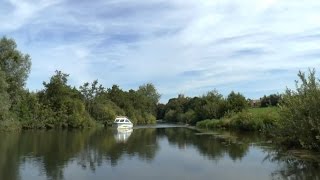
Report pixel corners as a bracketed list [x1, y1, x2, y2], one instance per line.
[196, 107, 280, 132]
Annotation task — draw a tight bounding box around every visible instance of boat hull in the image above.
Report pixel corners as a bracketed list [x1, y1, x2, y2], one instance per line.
[113, 123, 133, 129]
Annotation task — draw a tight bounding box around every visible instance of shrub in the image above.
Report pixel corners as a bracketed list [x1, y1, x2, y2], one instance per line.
[278, 69, 320, 150]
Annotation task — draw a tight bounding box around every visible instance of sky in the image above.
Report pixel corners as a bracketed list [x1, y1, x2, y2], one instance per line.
[1, 0, 320, 102]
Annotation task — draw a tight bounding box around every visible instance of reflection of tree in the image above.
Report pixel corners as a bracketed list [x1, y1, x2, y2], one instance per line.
[263, 150, 320, 180]
[0, 128, 159, 180]
[164, 128, 251, 161]
[126, 128, 158, 161]
[81, 128, 159, 167]
[1, 128, 320, 180]
[19, 130, 95, 180]
[0, 133, 21, 180]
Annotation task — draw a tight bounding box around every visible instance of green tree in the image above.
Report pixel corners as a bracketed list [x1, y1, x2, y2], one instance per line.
[163, 94, 190, 122]
[79, 80, 104, 114]
[260, 94, 281, 107]
[40, 70, 93, 128]
[226, 91, 248, 113]
[137, 83, 160, 104]
[0, 37, 31, 110]
[156, 103, 166, 120]
[137, 83, 161, 115]
[279, 69, 320, 150]
[202, 90, 226, 119]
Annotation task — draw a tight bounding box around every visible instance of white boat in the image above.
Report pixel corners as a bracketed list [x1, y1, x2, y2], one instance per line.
[113, 116, 133, 129]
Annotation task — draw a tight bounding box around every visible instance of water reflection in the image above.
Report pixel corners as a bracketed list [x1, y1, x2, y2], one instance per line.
[0, 127, 319, 180]
[263, 150, 320, 180]
[113, 128, 133, 142]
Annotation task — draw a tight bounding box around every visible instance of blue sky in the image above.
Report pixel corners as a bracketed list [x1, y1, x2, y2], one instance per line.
[1, 0, 320, 102]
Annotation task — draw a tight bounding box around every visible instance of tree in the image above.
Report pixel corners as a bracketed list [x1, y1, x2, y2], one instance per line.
[226, 91, 248, 113]
[136, 83, 161, 115]
[156, 103, 166, 120]
[137, 83, 161, 104]
[202, 90, 226, 119]
[0, 37, 31, 110]
[42, 71, 73, 111]
[260, 94, 281, 107]
[0, 68, 10, 121]
[40, 70, 93, 128]
[79, 80, 104, 114]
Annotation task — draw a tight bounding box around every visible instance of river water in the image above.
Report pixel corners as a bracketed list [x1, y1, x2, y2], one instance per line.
[0, 124, 319, 180]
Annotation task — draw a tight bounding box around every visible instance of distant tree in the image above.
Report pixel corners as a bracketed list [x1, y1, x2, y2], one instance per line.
[137, 83, 161, 104]
[202, 90, 226, 119]
[107, 85, 127, 109]
[79, 80, 104, 114]
[137, 83, 161, 115]
[226, 91, 248, 113]
[79, 80, 104, 102]
[156, 103, 166, 120]
[260, 94, 281, 107]
[163, 94, 191, 122]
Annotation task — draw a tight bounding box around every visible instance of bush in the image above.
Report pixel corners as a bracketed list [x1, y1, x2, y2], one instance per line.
[278, 69, 320, 150]
[229, 111, 263, 131]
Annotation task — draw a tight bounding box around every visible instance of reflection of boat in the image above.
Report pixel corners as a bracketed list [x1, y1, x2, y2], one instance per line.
[114, 128, 133, 142]
[113, 116, 133, 129]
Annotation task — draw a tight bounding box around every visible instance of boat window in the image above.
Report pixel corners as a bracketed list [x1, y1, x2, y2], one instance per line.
[125, 120, 129, 122]
[115, 119, 119, 122]
[120, 120, 124, 122]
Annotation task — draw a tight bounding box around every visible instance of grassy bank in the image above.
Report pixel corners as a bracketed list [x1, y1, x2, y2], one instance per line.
[196, 107, 280, 132]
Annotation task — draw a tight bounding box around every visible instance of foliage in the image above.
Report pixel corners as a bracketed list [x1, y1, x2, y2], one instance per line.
[226, 91, 248, 113]
[156, 103, 166, 120]
[0, 68, 10, 121]
[197, 107, 280, 132]
[0, 37, 31, 111]
[137, 83, 160, 114]
[161, 90, 247, 125]
[278, 69, 320, 150]
[78, 82, 160, 125]
[39, 71, 95, 128]
[260, 94, 281, 107]
[0, 120, 21, 132]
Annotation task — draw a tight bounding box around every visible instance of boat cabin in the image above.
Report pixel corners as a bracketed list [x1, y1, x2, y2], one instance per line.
[114, 116, 131, 123]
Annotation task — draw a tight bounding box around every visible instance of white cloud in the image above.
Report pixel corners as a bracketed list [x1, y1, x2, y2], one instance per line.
[0, 0, 61, 31]
[1, 0, 320, 102]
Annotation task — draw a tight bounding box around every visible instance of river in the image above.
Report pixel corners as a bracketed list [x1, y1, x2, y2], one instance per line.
[0, 124, 319, 180]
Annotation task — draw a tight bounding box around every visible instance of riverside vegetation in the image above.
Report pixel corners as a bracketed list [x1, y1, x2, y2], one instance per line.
[1, 37, 320, 151]
[0, 37, 160, 130]
[160, 71, 320, 151]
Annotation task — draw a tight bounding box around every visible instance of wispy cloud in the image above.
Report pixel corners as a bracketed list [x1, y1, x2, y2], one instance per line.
[1, 0, 320, 102]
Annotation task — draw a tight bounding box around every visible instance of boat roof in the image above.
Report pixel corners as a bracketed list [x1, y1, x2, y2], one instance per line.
[115, 116, 128, 119]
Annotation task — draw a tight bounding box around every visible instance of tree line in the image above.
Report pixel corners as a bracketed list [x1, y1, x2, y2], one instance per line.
[156, 91, 248, 125]
[0, 37, 160, 130]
